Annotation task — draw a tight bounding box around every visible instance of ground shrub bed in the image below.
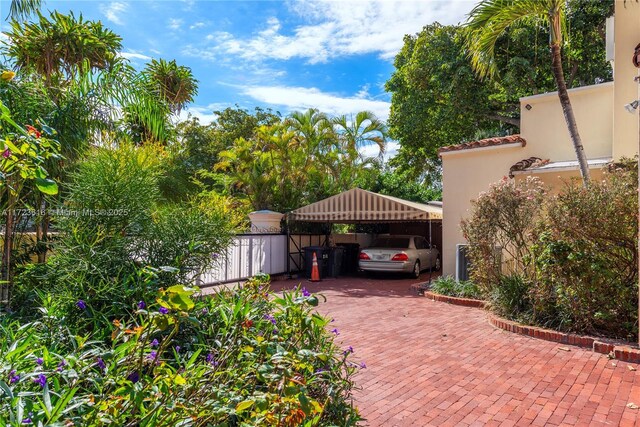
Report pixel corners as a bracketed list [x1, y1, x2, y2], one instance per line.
[0, 143, 361, 426]
[0, 276, 361, 426]
[462, 163, 639, 341]
[430, 276, 482, 300]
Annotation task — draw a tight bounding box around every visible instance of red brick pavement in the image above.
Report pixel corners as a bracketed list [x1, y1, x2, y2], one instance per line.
[270, 274, 640, 426]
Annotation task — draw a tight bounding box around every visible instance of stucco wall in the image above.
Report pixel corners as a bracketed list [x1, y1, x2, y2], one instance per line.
[441, 144, 528, 276]
[441, 81, 614, 277]
[612, 0, 640, 159]
[519, 83, 613, 161]
[513, 169, 606, 193]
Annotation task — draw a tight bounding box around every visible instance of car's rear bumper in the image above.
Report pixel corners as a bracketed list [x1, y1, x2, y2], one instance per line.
[359, 260, 413, 273]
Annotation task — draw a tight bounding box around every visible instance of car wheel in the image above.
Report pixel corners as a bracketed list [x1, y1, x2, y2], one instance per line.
[412, 261, 421, 279]
[434, 257, 441, 271]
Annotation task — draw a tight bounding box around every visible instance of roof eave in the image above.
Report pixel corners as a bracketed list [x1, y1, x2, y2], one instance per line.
[439, 141, 524, 157]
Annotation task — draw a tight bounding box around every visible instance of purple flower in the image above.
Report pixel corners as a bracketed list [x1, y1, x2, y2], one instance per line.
[343, 346, 354, 355]
[137, 300, 146, 309]
[331, 328, 340, 336]
[96, 357, 106, 370]
[158, 307, 169, 315]
[127, 371, 140, 383]
[21, 418, 32, 425]
[206, 353, 219, 366]
[150, 339, 159, 348]
[76, 300, 87, 310]
[175, 346, 181, 353]
[36, 357, 43, 366]
[3, 148, 11, 159]
[315, 368, 326, 374]
[147, 351, 157, 361]
[34, 373, 46, 387]
[201, 307, 209, 315]
[263, 313, 276, 325]
[212, 253, 220, 259]
[302, 287, 311, 297]
[8, 370, 19, 384]
[359, 362, 367, 369]
[56, 360, 66, 372]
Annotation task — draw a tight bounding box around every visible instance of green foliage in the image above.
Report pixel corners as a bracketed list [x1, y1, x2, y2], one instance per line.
[387, 0, 613, 179]
[430, 275, 481, 300]
[0, 277, 361, 426]
[464, 165, 638, 340]
[490, 274, 532, 320]
[215, 108, 388, 212]
[461, 176, 547, 296]
[143, 59, 198, 114]
[4, 11, 122, 86]
[530, 164, 638, 339]
[361, 168, 441, 203]
[11, 145, 233, 333]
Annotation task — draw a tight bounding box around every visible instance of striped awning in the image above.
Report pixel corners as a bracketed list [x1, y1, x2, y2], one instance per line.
[288, 188, 442, 223]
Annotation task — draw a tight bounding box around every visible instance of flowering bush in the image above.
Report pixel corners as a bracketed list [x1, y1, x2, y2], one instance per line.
[461, 176, 547, 296]
[0, 275, 361, 426]
[463, 164, 639, 340]
[530, 164, 638, 339]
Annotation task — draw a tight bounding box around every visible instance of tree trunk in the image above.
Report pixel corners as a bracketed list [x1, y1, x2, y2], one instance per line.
[2, 192, 16, 303]
[550, 43, 590, 186]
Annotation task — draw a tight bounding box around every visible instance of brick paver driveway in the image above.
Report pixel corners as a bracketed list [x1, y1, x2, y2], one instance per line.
[271, 274, 640, 426]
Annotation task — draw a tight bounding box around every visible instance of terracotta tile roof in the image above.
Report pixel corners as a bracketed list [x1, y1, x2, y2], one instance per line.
[438, 135, 526, 154]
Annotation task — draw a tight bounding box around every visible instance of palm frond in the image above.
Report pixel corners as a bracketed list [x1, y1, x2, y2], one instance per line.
[8, 0, 42, 21]
[465, 0, 557, 79]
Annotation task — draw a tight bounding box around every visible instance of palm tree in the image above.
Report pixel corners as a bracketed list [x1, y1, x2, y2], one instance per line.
[466, 0, 590, 186]
[332, 110, 387, 161]
[143, 59, 198, 114]
[4, 11, 122, 87]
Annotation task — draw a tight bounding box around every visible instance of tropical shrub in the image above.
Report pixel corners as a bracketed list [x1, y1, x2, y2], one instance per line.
[430, 275, 481, 300]
[461, 176, 546, 295]
[11, 145, 233, 335]
[0, 275, 361, 426]
[463, 164, 638, 340]
[530, 164, 638, 338]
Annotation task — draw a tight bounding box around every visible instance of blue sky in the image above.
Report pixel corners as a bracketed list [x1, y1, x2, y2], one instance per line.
[1, 0, 476, 156]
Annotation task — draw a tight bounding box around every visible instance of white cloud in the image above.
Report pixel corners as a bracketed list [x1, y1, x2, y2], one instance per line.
[359, 140, 399, 162]
[100, 2, 128, 26]
[238, 85, 391, 121]
[120, 51, 152, 62]
[189, 22, 207, 30]
[169, 18, 184, 31]
[178, 103, 229, 125]
[203, 0, 472, 63]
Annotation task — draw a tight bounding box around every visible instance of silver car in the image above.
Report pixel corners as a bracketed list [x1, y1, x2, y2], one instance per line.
[358, 235, 440, 278]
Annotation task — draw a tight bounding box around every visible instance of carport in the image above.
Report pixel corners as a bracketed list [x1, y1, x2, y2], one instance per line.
[286, 188, 442, 276]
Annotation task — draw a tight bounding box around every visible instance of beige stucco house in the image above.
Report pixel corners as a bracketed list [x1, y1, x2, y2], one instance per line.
[439, 0, 640, 278]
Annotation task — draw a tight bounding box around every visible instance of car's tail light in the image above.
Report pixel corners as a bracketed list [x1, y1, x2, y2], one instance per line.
[391, 253, 409, 261]
[359, 252, 371, 260]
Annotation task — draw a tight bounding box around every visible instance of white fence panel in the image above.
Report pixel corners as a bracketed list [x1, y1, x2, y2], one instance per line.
[199, 234, 287, 285]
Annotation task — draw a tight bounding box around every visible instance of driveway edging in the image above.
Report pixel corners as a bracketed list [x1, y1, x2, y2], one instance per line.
[423, 290, 640, 364]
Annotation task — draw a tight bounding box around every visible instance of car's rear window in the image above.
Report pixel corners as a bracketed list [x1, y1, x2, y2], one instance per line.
[372, 237, 410, 248]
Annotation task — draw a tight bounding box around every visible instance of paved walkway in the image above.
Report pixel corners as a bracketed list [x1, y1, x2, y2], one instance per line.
[271, 274, 640, 426]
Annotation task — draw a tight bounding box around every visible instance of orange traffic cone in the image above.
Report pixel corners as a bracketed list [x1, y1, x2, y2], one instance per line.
[311, 252, 321, 282]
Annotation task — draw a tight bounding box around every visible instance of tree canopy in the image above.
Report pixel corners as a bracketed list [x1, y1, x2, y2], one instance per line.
[386, 0, 613, 181]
